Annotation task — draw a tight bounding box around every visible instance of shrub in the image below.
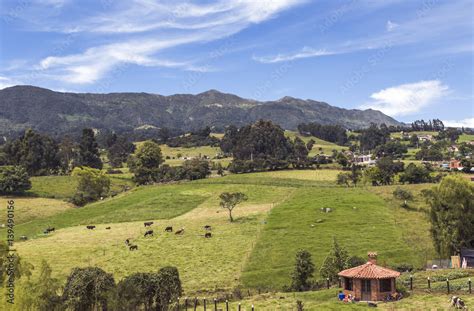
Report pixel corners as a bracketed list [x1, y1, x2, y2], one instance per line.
[290, 250, 315, 291]
[0, 166, 31, 194]
[71, 166, 110, 206]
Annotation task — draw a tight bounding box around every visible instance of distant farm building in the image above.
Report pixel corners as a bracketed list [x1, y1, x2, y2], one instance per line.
[353, 154, 376, 166]
[338, 252, 400, 301]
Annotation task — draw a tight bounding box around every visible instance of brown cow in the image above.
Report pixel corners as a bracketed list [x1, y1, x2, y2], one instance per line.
[204, 232, 212, 238]
[144, 230, 153, 237]
[129, 245, 138, 251]
[144, 221, 154, 227]
[165, 226, 173, 232]
[175, 228, 184, 235]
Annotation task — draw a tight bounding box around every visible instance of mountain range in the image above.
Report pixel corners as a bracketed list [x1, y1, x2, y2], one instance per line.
[0, 85, 401, 137]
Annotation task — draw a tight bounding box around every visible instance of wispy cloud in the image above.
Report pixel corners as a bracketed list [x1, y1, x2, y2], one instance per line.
[252, 47, 334, 63]
[442, 118, 474, 128]
[359, 80, 449, 117]
[7, 0, 306, 84]
[0, 76, 20, 90]
[254, 0, 472, 63]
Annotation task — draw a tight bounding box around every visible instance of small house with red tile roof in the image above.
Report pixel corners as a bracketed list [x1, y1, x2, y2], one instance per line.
[338, 252, 400, 301]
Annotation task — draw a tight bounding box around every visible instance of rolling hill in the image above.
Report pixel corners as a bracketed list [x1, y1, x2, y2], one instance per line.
[0, 85, 402, 137]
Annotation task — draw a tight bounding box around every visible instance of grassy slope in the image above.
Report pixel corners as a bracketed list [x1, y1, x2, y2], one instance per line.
[241, 185, 418, 290]
[458, 133, 474, 143]
[284, 130, 346, 156]
[16, 181, 294, 293]
[28, 175, 134, 200]
[0, 197, 73, 225]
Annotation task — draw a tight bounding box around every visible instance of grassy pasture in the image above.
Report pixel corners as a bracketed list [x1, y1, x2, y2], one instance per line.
[28, 175, 134, 200]
[0, 197, 73, 225]
[241, 186, 420, 290]
[16, 182, 294, 293]
[284, 130, 346, 156]
[458, 133, 474, 143]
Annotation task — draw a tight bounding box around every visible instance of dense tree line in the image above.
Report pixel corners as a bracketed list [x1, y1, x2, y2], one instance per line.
[359, 123, 390, 152]
[297, 122, 348, 145]
[166, 127, 220, 148]
[411, 119, 444, 131]
[221, 120, 313, 173]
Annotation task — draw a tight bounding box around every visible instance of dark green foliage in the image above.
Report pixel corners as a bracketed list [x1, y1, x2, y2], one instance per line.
[335, 152, 349, 167]
[58, 135, 77, 173]
[181, 158, 211, 180]
[0, 241, 32, 287]
[154, 266, 182, 310]
[107, 135, 135, 168]
[320, 238, 349, 281]
[219, 192, 248, 222]
[297, 122, 348, 145]
[0, 166, 31, 194]
[71, 166, 110, 206]
[415, 143, 444, 161]
[437, 128, 461, 143]
[373, 141, 408, 158]
[78, 128, 102, 169]
[117, 272, 158, 311]
[399, 163, 431, 184]
[393, 187, 414, 201]
[306, 139, 315, 151]
[62, 267, 116, 311]
[3, 129, 60, 176]
[290, 250, 315, 292]
[411, 119, 444, 131]
[424, 175, 474, 257]
[129, 141, 164, 185]
[359, 123, 390, 151]
[167, 127, 219, 147]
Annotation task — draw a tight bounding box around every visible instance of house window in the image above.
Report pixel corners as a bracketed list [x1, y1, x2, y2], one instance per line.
[380, 279, 392, 292]
[344, 278, 353, 291]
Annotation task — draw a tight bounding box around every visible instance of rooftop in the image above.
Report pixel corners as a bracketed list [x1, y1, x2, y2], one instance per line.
[338, 262, 400, 279]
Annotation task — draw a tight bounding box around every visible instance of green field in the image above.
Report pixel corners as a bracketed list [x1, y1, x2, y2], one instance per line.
[285, 130, 346, 156]
[6, 169, 435, 299]
[458, 133, 474, 143]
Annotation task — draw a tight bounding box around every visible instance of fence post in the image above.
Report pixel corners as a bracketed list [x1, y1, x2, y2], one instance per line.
[409, 275, 413, 291]
[326, 278, 330, 289]
[338, 277, 342, 288]
[427, 277, 430, 290]
[214, 298, 217, 311]
[225, 300, 229, 311]
[468, 278, 472, 294]
[185, 297, 188, 311]
[177, 297, 180, 311]
[203, 298, 206, 311]
[194, 297, 198, 311]
[238, 302, 241, 311]
[251, 305, 255, 311]
[447, 279, 450, 294]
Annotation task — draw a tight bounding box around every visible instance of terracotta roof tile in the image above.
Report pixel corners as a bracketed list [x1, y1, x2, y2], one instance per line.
[338, 262, 400, 279]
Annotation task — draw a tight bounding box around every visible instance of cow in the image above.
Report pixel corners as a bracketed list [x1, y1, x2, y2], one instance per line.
[105, 227, 111, 230]
[129, 245, 138, 251]
[125, 239, 130, 245]
[44, 227, 55, 234]
[86, 225, 96, 230]
[20, 236, 28, 241]
[165, 226, 173, 232]
[204, 225, 212, 231]
[144, 221, 154, 227]
[204, 232, 212, 238]
[450, 296, 467, 310]
[144, 230, 154, 237]
[175, 228, 184, 235]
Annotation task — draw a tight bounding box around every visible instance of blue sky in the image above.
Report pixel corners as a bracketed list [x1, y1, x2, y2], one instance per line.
[0, 0, 472, 126]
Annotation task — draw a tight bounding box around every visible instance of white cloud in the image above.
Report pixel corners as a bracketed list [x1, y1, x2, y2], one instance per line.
[29, 0, 306, 84]
[254, 0, 472, 63]
[253, 47, 334, 63]
[0, 76, 19, 89]
[442, 118, 474, 128]
[359, 80, 449, 117]
[386, 20, 399, 32]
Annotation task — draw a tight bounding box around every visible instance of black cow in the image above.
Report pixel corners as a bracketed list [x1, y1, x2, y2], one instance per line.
[204, 232, 212, 238]
[165, 226, 173, 232]
[175, 228, 184, 235]
[86, 225, 96, 230]
[144, 221, 154, 227]
[105, 227, 111, 230]
[204, 225, 212, 231]
[144, 230, 154, 237]
[20, 236, 28, 241]
[125, 239, 130, 245]
[44, 227, 55, 234]
[129, 245, 138, 251]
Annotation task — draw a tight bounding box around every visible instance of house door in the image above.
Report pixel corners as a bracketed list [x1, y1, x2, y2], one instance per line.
[361, 279, 371, 301]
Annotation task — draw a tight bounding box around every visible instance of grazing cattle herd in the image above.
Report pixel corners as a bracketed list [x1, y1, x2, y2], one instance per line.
[34, 221, 214, 252]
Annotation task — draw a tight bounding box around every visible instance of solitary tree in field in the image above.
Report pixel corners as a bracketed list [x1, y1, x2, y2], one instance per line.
[291, 249, 315, 291]
[219, 192, 247, 222]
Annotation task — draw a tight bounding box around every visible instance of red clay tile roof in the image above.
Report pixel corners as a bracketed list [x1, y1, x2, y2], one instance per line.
[338, 262, 400, 279]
